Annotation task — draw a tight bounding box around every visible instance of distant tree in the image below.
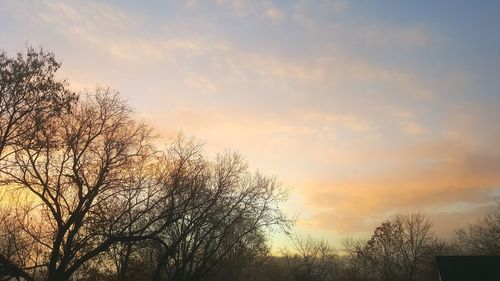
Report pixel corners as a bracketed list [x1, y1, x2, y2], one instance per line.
[283, 235, 339, 281]
[343, 237, 376, 281]
[366, 213, 440, 281]
[343, 213, 441, 281]
[456, 201, 500, 255]
[201, 224, 270, 281]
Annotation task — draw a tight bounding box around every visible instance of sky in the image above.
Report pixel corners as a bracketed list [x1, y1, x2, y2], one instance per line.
[1, 0, 499, 248]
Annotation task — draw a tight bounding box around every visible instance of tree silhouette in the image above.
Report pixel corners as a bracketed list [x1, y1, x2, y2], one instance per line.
[0, 48, 290, 281]
[0, 47, 76, 160]
[343, 213, 443, 281]
[283, 235, 339, 281]
[456, 201, 500, 255]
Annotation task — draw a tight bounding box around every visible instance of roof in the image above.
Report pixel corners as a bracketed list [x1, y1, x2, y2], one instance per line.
[435, 256, 500, 281]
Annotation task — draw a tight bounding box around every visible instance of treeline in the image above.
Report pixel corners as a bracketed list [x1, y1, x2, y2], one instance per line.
[267, 207, 499, 281]
[0, 48, 498, 281]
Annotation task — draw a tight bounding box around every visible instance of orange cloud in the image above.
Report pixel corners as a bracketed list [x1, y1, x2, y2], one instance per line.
[295, 138, 500, 237]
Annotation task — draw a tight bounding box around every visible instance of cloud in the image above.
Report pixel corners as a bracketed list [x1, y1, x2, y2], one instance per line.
[10, 0, 226, 62]
[8, 0, 433, 104]
[215, 0, 249, 16]
[214, 0, 285, 21]
[183, 74, 218, 93]
[144, 107, 336, 143]
[264, 6, 284, 21]
[291, 1, 344, 34]
[401, 122, 426, 135]
[331, 1, 349, 13]
[294, 110, 374, 133]
[185, 0, 198, 8]
[295, 137, 500, 236]
[362, 24, 430, 48]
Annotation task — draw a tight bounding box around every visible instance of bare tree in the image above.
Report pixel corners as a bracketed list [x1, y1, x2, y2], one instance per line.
[456, 201, 500, 255]
[343, 237, 376, 281]
[0, 190, 43, 281]
[148, 139, 290, 281]
[0, 47, 75, 281]
[283, 235, 339, 281]
[0, 47, 76, 160]
[344, 213, 440, 281]
[0, 90, 178, 281]
[204, 227, 270, 281]
[0, 47, 292, 281]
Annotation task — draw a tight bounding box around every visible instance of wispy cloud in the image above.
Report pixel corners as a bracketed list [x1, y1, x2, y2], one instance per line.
[213, 0, 285, 21]
[10, 0, 226, 62]
[264, 7, 284, 21]
[401, 122, 426, 135]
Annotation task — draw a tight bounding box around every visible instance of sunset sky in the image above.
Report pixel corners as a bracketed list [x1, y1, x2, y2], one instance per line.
[1, 0, 499, 248]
